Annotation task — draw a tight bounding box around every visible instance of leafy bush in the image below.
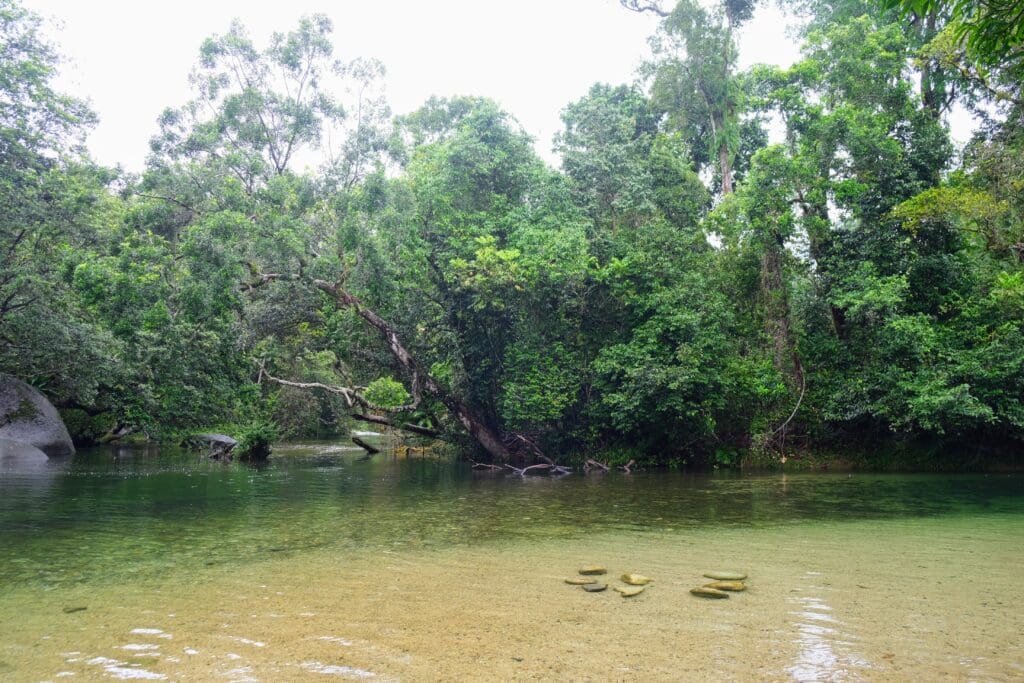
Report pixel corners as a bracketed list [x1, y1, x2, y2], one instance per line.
[235, 421, 278, 462]
[363, 377, 411, 409]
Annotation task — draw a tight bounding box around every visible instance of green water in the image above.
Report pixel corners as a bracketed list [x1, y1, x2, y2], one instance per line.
[2, 443, 1024, 680]
[1, 442, 1021, 590]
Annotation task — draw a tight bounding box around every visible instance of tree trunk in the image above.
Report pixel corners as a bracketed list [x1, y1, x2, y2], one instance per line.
[759, 239, 803, 388]
[920, 9, 945, 120]
[313, 279, 512, 461]
[718, 142, 734, 195]
[710, 110, 734, 195]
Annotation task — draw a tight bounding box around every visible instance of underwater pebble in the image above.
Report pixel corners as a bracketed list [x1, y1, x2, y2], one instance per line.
[620, 573, 652, 585]
[702, 571, 747, 581]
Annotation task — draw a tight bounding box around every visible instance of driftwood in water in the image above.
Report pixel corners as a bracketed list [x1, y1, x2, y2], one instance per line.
[470, 459, 504, 470]
[584, 458, 609, 473]
[618, 459, 636, 473]
[503, 461, 573, 476]
[352, 436, 380, 455]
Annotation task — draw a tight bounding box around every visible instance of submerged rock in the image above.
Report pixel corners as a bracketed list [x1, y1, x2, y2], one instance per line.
[620, 573, 651, 585]
[565, 577, 598, 585]
[690, 586, 730, 599]
[704, 580, 746, 591]
[0, 438, 49, 472]
[702, 570, 747, 581]
[614, 585, 645, 597]
[581, 583, 608, 592]
[0, 375, 74, 457]
[578, 565, 607, 575]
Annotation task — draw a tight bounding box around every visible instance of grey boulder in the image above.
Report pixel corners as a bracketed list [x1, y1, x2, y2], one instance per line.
[0, 375, 75, 457]
[0, 437, 50, 471]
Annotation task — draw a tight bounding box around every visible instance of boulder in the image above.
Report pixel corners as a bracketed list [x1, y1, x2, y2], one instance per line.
[0, 437, 50, 471]
[182, 433, 238, 459]
[0, 375, 74, 457]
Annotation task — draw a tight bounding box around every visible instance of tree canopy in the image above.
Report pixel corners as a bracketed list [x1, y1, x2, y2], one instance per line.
[1, 0, 1021, 464]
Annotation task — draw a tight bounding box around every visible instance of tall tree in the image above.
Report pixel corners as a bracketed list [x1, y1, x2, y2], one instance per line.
[627, 0, 757, 195]
[0, 0, 122, 406]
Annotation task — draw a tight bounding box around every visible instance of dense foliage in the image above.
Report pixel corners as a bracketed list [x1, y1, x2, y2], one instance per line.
[1, 0, 1020, 464]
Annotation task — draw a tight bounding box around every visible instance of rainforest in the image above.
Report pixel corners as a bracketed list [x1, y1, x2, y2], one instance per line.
[2, 0, 1022, 468]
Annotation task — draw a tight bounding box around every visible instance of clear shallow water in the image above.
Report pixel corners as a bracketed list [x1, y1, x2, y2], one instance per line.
[1, 442, 1021, 589]
[1, 442, 1022, 680]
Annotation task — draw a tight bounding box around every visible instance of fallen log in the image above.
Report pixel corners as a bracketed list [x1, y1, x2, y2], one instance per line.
[584, 458, 609, 472]
[470, 459, 504, 470]
[352, 436, 380, 455]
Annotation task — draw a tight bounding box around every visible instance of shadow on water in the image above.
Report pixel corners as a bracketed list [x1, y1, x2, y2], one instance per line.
[0, 440, 1022, 588]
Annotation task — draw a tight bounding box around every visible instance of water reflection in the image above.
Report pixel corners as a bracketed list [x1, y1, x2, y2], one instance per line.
[787, 578, 871, 681]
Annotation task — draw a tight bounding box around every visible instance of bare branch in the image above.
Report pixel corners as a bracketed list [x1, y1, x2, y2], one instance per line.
[620, 0, 670, 17]
[257, 359, 359, 407]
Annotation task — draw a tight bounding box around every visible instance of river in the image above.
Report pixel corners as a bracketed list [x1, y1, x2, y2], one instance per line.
[1, 441, 1022, 680]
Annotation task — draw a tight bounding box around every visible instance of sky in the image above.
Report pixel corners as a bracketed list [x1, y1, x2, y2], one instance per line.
[26, 0, 806, 171]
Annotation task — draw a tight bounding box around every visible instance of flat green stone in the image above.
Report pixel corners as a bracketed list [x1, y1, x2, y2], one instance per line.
[690, 586, 730, 599]
[702, 570, 747, 581]
[704, 580, 746, 591]
[581, 583, 608, 592]
[614, 585, 645, 597]
[565, 577, 598, 585]
[578, 565, 607, 575]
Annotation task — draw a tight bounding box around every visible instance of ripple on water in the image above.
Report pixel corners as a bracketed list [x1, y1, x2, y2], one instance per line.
[318, 636, 354, 646]
[129, 628, 171, 639]
[221, 665, 257, 682]
[228, 636, 266, 647]
[787, 590, 872, 680]
[301, 661, 377, 678]
[84, 656, 166, 680]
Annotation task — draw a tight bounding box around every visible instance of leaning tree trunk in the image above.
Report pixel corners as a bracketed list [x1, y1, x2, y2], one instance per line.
[312, 279, 513, 461]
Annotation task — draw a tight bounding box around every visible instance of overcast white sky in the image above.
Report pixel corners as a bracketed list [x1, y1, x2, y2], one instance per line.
[25, 0, 808, 171]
